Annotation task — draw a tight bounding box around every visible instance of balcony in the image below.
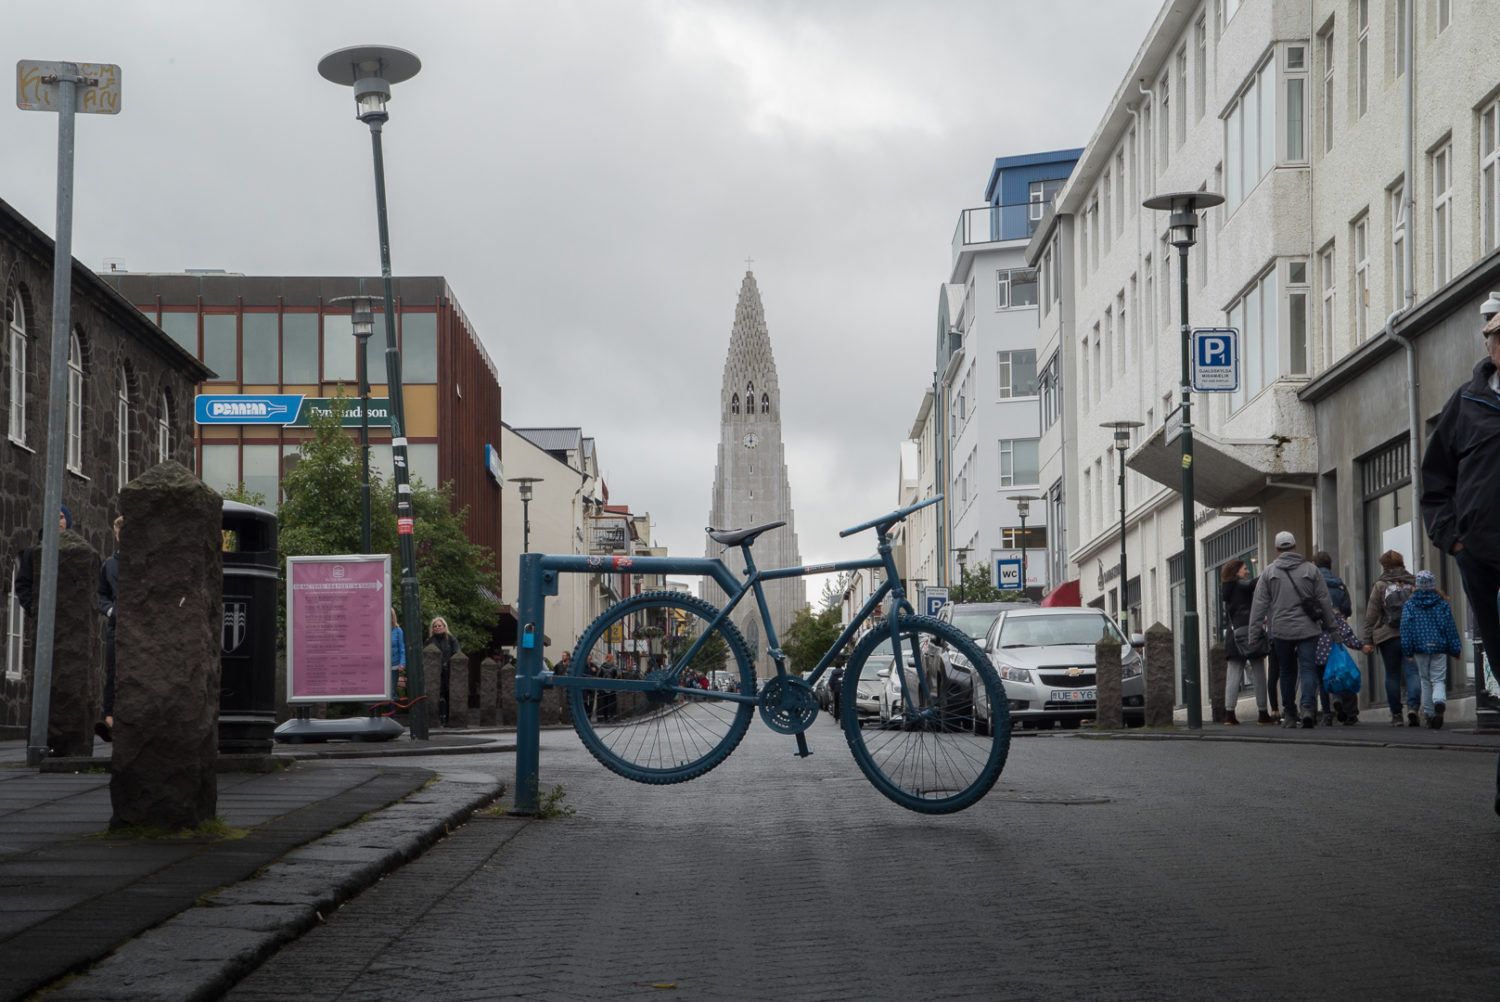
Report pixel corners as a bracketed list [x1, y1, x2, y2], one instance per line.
[951, 201, 1042, 263]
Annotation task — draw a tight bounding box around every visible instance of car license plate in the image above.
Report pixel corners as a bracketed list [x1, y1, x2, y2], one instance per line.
[1050, 688, 1096, 702]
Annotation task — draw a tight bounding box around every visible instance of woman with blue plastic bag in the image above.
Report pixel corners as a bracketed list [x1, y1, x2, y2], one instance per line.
[1400, 570, 1462, 729]
[1315, 610, 1363, 724]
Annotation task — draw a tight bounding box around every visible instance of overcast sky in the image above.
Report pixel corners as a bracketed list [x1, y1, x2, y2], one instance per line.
[5, 0, 1163, 605]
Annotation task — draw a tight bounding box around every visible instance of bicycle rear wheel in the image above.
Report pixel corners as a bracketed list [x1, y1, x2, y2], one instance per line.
[842, 614, 1010, 814]
[568, 591, 756, 784]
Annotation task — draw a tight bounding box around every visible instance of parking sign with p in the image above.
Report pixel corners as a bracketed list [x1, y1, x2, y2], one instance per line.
[1191, 328, 1239, 392]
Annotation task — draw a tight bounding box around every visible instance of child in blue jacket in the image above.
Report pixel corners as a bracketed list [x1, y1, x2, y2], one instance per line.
[1400, 570, 1462, 729]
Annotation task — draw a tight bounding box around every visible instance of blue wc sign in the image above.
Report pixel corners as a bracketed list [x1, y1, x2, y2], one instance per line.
[1190, 328, 1239, 391]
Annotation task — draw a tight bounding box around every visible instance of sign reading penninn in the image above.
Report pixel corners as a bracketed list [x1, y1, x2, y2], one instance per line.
[195, 394, 392, 427]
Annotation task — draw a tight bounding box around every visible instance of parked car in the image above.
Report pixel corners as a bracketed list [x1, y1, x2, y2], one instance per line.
[853, 654, 893, 725]
[879, 636, 979, 729]
[935, 601, 1011, 644]
[974, 605, 1144, 732]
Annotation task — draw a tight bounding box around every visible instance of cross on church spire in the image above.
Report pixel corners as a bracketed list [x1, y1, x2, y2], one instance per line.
[744, 256, 754, 271]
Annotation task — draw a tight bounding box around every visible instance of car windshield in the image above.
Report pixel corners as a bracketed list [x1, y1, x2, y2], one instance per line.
[950, 608, 999, 640]
[861, 656, 893, 680]
[997, 613, 1125, 648]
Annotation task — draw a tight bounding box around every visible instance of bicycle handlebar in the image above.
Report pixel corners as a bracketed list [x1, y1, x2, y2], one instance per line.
[838, 494, 943, 538]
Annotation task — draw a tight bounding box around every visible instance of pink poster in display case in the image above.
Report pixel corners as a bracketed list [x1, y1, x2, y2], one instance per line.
[287, 554, 391, 702]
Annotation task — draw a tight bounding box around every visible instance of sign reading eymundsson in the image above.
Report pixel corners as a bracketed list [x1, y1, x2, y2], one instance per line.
[195, 394, 391, 427]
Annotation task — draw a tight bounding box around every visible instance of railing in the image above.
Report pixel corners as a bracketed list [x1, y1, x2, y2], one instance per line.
[951, 201, 1045, 261]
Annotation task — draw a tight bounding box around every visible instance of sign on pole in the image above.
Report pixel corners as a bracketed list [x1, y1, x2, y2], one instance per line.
[287, 554, 391, 703]
[922, 586, 949, 617]
[1190, 327, 1240, 391]
[17, 61, 121, 114]
[995, 558, 1023, 591]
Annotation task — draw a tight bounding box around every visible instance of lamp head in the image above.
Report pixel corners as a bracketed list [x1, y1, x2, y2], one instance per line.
[318, 45, 421, 125]
[1142, 191, 1225, 249]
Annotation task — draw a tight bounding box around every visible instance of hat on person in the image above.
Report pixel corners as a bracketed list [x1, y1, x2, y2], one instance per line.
[1416, 569, 1436, 589]
[1483, 293, 1500, 336]
[59, 504, 71, 529]
[1274, 530, 1296, 551]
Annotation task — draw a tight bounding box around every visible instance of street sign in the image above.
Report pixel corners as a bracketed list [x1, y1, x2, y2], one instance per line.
[922, 586, 948, 617]
[194, 394, 393, 427]
[1165, 406, 1182, 446]
[17, 61, 121, 114]
[995, 558, 1022, 590]
[1190, 327, 1240, 391]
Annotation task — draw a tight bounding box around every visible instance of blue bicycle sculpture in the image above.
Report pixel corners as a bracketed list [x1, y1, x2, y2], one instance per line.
[538, 495, 1011, 814]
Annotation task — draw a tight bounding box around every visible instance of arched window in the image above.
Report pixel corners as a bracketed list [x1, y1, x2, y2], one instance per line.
[746, 380, 754, 395]
[760, 392, 769, 414]
[116, 366, 130, 488]
[6, 561, 23, 680]
[731, 392, 739, 415]
[157, 392, 171, 462]
[66, 331, 83, 472]
[7, 288, 25, 445]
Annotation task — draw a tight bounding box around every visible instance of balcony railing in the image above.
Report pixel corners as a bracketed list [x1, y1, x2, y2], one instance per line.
[951, 201, 1045, 261]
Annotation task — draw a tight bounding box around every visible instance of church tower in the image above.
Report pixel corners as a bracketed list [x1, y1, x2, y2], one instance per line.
[705, 270, 807, 678]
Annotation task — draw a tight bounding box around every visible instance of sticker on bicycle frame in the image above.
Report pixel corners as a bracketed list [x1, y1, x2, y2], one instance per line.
[614, 557, 634, 569]
[803, 563, 836, 574]
[587, 556, 605, 568]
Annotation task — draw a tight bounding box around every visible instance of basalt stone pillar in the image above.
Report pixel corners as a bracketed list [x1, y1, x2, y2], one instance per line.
[110, 462, 222, 831]
[479, 658, 498, 726]
[50, 530, 101, 757]
[500, 661, 517, 726]
[1143, 622, 1176, 729]
[1208, 640, 1228, 723]
[423, 645, 443, 726]
[1094, 636, 1123, 730]
[448, 652, 470, 728]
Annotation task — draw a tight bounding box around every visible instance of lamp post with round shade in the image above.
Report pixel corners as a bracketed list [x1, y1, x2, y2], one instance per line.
[512, 477, 543, 553]
[318, 45, 428, 738]
[955, 547, 970, 603]
[1142, 190, 1224, 730]
[1007, 494, 1042, 595]
[1100, 420, 1144, 634]
[329, 295, 376, 555]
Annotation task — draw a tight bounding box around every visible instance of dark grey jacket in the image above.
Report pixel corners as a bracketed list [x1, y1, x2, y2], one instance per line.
[1422, 355, 1500, 564]
[1247, 552, 1339, 647]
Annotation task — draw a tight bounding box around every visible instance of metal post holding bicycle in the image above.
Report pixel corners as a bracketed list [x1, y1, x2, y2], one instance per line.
[513, 552, 549, 814]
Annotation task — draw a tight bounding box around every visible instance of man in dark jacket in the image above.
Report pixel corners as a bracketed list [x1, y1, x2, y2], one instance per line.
[1421, 294, 1500, 814]
[13, 505, 71, 617]
[97, 516, 123, 741]
[1248, 531, 1340, 729]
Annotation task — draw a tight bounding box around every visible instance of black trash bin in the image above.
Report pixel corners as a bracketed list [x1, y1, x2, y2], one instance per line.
[221, 500, 278, 755]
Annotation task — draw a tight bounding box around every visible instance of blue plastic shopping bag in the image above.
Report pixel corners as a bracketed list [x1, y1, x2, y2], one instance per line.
[1323, 643, 1362, 694]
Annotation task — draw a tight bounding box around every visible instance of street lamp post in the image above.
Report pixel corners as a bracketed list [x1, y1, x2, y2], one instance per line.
[512, 477, 544, 553]
[1100, 421, 1144, 634]
[1143, 190, 1224, 730]
[331, 295, 376, 555]
[1007, 494, 1042, 595]
[319, 45, 429, 738]
[955, 547, 970, 603]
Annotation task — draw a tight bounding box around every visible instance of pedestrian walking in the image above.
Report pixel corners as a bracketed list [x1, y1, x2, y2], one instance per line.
[1220, 559, 1271, 725]
[13, 505, 71, 618]
[553, 650, 572, 675]
[1399, 571, 1462, 729]
[96, 515, 122, 743]
[1314, 610, 1363, 724]
[390, 605, 406, 698]
[829, 662, 845, 721]
[1420, 293, 1500, 812]
[1361, 550, 1420, 726]
[425, 616, 462, 727]
[1247, 531, 1339, 729]
[1312, 551, 1353, 724]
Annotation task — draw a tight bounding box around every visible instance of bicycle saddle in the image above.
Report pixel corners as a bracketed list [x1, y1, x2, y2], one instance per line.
[705, 521, 786, 547]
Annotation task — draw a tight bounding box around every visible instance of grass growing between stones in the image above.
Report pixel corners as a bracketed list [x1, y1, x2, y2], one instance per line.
[88, 817, 251, 841]
[486, 781, 575, 819]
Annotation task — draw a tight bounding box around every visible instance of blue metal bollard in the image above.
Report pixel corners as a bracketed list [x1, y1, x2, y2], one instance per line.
[513, 553, 547, 814]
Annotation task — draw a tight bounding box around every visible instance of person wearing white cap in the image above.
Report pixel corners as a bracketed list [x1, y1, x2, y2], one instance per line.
[1420, 291, 1500, 815]
[1247, 530, 1340, 728]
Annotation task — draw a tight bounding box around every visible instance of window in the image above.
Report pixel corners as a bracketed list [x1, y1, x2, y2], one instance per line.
[997, 350, 1037, 398]
[1079, 333, 1090, 407]
[202, 314, 237, 382]
[1432, 142, 1453, 287]
[1227, 266, 1280, 412]
[1159, 76, 1171, 168]
[995, 268, 1038, 308]
[1092, 325, 1102, 404]
[1320, 243, 1336, 366]
[1039, 352, 1061, 432]
[1195, 17, 1207, 120]
[199, 442, 238, 494]
[242, 313, 278, 383]
[322, 312, 356, 383]
[159, 312, 196, 354]
[1438, 0, 1451, 32]
[1144, 253, 1154, 336]
[1224, 53, 1278, 212]
[1395, 0, 1407, 77]
[1288, 260, 1309, 375]
[1028, 179, 1063, 223]
[1390, 182, 1407, 312]
[8, 289, 25, 445]
[731, 392, 739, 415]
[1175, 47, 1188, 144]
[116, 367, 129, 488]
[1222, 0, 1242, 27]
[400, 312, 438, 383]
[1356, 0, 1369, 119]
[1089, 198, 1100, 268]
[157, 393, 171, 462]
[242, 444, 280, 509]
[1115, 152, 1126, 235]
[1486, 98, 1500, 253]
[1041, 249, 1053, 314]
[1118, 290, 1129, 366]
[1321, 24, 1335, 153]
[999, 439, 1040, 487]
[1103, 307, 1114, 389]
[6, 563, 23, 680]
[281, 314, 319, 383]
[1285, 45, 1306, 162]
[1353, 213, 1371, 342]
[761, 393, 769, 414]
[1101, 172, 1112, 254]
[66, 331, 83, 472]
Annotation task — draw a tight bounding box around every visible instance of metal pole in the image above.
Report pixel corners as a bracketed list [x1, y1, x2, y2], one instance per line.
[1178, 241, 1202, 729]
[368, 118, 425, 739]
[1019, 512, 1028, 591]
[1118, 447, 1128, 634]
[358, 334, 371, 555]
[26, 73, 79, 766]
[522, 497, 531, 553]
[514, 553, 544, 813]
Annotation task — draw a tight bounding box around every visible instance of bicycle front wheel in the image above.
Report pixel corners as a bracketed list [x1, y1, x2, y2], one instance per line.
[568, 591, 756, 784]
[842, 614, 1010, 814]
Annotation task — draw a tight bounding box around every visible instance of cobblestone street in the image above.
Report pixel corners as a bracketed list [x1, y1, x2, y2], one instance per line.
[224, 719, 1500, 1001]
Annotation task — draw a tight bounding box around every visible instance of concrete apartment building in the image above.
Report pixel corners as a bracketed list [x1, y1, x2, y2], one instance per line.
[938, 150, 1080, 600]
[1027, 0, 1500, 721]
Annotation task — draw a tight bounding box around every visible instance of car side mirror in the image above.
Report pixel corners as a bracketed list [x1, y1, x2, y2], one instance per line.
[877, 668, 890, 679]
[1130, 632, 1146, 648]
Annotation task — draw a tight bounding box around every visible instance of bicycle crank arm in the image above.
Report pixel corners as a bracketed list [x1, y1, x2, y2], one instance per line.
[793, 732, 811, 758]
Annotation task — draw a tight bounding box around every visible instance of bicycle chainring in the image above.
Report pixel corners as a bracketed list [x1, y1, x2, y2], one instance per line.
[757, 675, 819, 735]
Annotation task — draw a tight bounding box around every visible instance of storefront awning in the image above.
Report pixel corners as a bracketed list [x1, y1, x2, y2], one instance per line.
[1041, 579, 1081, 607]
[1126, 421, 1316, 508]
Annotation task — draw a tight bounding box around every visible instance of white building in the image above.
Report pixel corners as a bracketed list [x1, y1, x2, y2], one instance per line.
[1027, 0, 1500, 722]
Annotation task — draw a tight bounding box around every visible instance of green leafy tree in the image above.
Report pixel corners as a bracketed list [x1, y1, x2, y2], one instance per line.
[819, 572, 850, 611]
[956, 565, 1002, 604]
[782, 604, 846, 675]
[666, 627, 731, 674]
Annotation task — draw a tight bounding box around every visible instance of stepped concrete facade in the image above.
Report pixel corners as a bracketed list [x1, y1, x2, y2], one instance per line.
[704, 271, 806, 677]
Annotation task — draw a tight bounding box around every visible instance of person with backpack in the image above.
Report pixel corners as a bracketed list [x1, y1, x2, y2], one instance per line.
[1400, 570, 1462, 729]
[1311, 551, 1353, 724]
[1361, 550, 1420, 726]
[1247, 531, 1340, 729]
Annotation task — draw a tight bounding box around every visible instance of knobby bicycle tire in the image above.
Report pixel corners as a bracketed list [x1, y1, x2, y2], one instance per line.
[842, 614, 1011, 813]
[568, 591, 756, 784]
